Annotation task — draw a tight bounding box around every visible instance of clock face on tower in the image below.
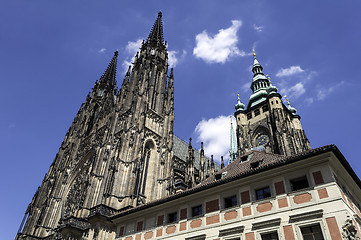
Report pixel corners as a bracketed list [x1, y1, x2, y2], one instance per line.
[256, 134, 270, 146]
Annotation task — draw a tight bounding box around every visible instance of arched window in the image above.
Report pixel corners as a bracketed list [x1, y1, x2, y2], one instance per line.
[140, 140, 155, 195]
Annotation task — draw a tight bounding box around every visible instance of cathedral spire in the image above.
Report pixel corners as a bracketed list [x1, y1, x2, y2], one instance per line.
[252, 49, 263, 75]
[147, 11, 165, 46]
[229, 119, 238, 163]
[99, 51, 118, 88]
[248, 50, 277, 108]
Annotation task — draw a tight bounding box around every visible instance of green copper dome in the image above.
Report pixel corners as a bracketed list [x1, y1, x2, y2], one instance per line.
[287, 101, 297, 115]
[235, 94, 245, 111]
[247, 51, 279, 108]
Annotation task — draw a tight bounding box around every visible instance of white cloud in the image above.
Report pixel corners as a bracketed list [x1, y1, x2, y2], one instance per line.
[121, 39, 143, 74]
[193, 20, 245, 64]
[194, 115, 235, 163]
[168, 50, 187, 68]
[98, 48, 107, 53]
[253, 24, 263, 32]
[317, 81, 344, 100]
[280, 82, 306, 99]
[305, 97, 314, 105]
[241, 82, 250, 93]
[276, 66, 304, 77]
[125, 39, 143, 55]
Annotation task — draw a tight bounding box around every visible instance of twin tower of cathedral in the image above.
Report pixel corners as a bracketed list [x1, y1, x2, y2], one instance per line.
[17, 12, 310, 239]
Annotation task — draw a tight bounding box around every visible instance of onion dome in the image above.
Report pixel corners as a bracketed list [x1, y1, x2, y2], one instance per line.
[235, 94, 245, 111]
[247, 50, 279, 108]
[267, 77, 278, 94]
[286, 98, 297, 115]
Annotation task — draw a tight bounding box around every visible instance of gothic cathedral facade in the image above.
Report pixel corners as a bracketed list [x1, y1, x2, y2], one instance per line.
[18, 12, 177, 238]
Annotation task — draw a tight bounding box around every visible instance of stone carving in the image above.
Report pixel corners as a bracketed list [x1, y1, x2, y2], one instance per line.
[342, 217, 360, 240]
[63, 158, 92, 218]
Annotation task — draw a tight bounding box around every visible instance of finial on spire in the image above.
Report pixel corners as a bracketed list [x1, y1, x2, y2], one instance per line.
[170, 68, 174, 78]
[126, 65, 131, 75]
[98, 51, 118, 87]
[147, 11, 165, 45]
[285, 96, 297, 114]
[252, 48, 256, 57]
[235, 93, 245, 111]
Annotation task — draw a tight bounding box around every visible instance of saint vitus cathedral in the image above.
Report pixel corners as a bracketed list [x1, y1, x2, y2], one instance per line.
[17, 12, 361, 240]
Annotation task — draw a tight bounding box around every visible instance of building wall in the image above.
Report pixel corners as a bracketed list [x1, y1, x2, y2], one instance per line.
[111, 155, 361, 240]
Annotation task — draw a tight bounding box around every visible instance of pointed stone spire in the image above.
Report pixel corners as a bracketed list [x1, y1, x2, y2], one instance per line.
[200, 142, 205, 180]
[211, 155, 215, 175]
[229, 119, 238, 163]
[99, 51, 118, 88]
[147, 11, 164, 46]
[207, 159, 210, 177]
[252, 49, 263, 74]
[169, 68, 174, 79]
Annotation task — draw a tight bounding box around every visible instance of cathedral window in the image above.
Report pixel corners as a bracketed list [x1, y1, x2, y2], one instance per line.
[247, 112, 252, 120]
[262, 105, 269, 112]
[290, 175, 309, 191]
[300, 224, 324, 240]
[224, 195, 237, 209]
[254, 109, 260, 116]
[255, 186, 271, 200]
[167, 211, 178, 223]
[261, 231, 279, 240]
[191, 205, 203, 217]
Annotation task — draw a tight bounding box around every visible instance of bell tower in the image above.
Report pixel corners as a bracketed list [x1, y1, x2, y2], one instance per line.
[234, 50, 311, 156]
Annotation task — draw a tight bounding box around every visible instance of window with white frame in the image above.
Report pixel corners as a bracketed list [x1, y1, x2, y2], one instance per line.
[191, 205, 203, 217]
[224, 195, 238, 209]
[167, 211, 178, 223]
[260, 231, 279, 240]
[255, 186, 271, 200]
[290, 175, 309, 191]
[300, 224, 324, 240]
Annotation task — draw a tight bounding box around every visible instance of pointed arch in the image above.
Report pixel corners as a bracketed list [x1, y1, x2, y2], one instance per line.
[61, 150, 95, 219]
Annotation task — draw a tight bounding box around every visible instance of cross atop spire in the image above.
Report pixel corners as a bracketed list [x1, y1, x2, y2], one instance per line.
[99, 51, 118, 88]
[147, 11, 165, 46]
[252, 49, 263, 75]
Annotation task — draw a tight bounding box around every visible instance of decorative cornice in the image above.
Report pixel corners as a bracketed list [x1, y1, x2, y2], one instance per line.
[218, 226, 244, 237]
[289, 209, 323, 222]
[252, 218, 280, 230]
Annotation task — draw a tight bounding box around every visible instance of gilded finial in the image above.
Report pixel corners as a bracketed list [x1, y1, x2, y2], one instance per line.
[252, 48, 256, 57]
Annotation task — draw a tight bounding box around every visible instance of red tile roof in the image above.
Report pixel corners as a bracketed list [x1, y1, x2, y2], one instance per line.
[109, 144, 360, 220]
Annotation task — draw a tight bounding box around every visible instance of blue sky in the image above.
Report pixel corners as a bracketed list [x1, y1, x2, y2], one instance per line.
[1, 1, 361, 239]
